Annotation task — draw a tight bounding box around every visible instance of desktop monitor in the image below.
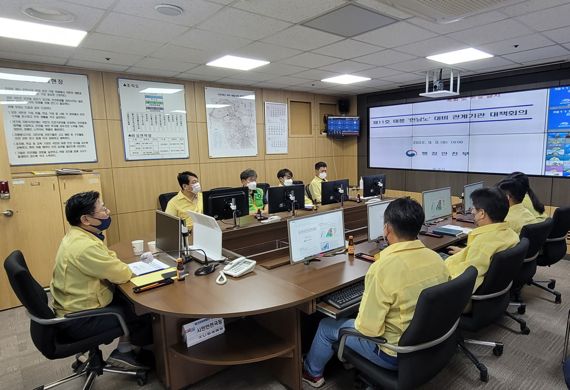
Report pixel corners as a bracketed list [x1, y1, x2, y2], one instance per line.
[422, 187, 452, 223]
[287, 209, 345, 264]
[362, 174, 386, 197]
[463, 182, 484, 212]
[155, 210, 182, 256]
[202, 187, 249, 220]
[267, 184, 305, 214]
[326, 116, 360, 136]
[321, 179, 350, 205]
[367, 200, 392, 242]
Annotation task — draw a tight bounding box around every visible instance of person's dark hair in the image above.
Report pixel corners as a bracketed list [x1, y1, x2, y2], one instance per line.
[471, 187, 509, 223]
[498, 179, 526, 204]
[507, 171, 545, 214]
[65, 191, 100, 226]
[315, 161, 327, 170]
[240, 169, 257, 181]
[277, 168, 293, 180]
[384, 197, 424, 240]
[177, 171, 198, 189]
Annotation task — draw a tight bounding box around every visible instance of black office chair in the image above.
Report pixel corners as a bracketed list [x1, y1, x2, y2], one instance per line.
[509, 219, 553, 314]
[532, 207, 570, 304]
[3, 250, 148, 389]
[158, 191, 177, 211]
[458, 238, 529, 382]
[335, 267, 477, 390]
[292, 180, 303, 185]
[305, 184, 314, 203]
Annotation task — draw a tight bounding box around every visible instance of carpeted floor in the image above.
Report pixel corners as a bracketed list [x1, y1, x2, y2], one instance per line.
[1, 260, 569, 390]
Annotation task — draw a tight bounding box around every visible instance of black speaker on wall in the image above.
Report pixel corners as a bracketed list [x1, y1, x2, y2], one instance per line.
[338, 99, 350, 114]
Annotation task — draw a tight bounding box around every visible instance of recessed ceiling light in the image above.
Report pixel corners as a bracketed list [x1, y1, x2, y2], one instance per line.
[22, 7, 75, 23]
[426, 48, 493, 65]
[0, 72, 51, 82]
[0, 100, 28, 105]
[139, 88, 183, 94]
[207, 55, 270, 71]
[0, 89, 38, 96]
[154, 4, 184, 17]
[321, 74, 371, 85]
[0, 17, 86, 46]
[206, 104, 231, 109]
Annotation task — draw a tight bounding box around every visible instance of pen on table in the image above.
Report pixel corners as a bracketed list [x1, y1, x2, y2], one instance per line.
[133, 278, 174, 293]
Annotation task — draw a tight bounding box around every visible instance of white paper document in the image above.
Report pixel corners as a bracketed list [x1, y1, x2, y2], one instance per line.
[441, 224, 473, 234]
[128, 259, 169, 276]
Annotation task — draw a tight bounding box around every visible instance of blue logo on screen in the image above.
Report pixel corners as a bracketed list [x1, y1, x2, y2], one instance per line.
[406, 149, 417, 157]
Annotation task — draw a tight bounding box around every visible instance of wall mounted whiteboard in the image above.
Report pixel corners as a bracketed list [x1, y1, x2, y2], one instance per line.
[0, 68, 96, 166]
[118, 78, 189, 161]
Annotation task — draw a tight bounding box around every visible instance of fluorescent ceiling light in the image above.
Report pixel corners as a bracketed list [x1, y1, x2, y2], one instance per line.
[207, 55, 269, 71]
[427, 48, 493, 65]
[240, 94, 255, 100]
[140, 88, 182, 94]
[0, 100, 28, 105]
[170, 110, 186, 113]
[0, 17, 86, 47]
[321, 74, 371, 85]
[0, 89, 38, 96]
[206, 104, 231, 109]
[0, 72, 51, 83]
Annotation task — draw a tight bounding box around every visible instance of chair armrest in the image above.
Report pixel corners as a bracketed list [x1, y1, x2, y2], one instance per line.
[337, 327, 387, 362]
[546, 236, 566, 243]
[471, 282, 512, 301]
[64, 307, 129, 337]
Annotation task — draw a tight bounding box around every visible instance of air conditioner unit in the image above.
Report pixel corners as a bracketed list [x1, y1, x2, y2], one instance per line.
[372, 0, 525, 24]
[419, 68, 460, 98]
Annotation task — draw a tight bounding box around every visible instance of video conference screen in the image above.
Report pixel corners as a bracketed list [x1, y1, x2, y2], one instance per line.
[369, 86, 570, 177]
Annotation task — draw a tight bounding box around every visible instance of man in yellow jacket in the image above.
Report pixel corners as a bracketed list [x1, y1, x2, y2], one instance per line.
[308, 161, 328, 203]
[50, 191, 149, 370]
[445, 187, 519, 292]
[165, 171, 203, 228]
[302, 198, 450, 388]
[498, 179, 539, 234]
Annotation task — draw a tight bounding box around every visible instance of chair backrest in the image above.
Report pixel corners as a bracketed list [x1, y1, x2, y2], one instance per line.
[540, 207, 570, 266]
[520, 218, 553, 260]
[158, 192, 177, 212]
[397, 267, 477, 389]
[305, 184, 314, 202]
[4, 250, 58, 357]
[466, 238, 529, 329]
[292, 180, 303, 185]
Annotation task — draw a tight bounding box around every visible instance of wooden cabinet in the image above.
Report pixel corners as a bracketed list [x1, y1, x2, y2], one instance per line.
[0, 173, 102, 310]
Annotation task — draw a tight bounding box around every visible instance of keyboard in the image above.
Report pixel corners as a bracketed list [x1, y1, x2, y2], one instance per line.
[323, 281, 365, 310]
[455, 214, 475, 223]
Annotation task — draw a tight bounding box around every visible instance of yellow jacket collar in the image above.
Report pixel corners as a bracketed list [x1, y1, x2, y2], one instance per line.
[381, 239, 426, 257]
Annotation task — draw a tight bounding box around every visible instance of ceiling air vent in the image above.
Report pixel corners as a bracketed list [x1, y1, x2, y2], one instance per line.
[372, 0, 525, 24]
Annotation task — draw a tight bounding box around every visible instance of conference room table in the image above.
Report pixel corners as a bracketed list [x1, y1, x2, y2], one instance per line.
[113, 200, 472, 390]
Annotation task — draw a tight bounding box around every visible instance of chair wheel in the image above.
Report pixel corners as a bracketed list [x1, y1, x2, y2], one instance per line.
[555, 295, 562, 304]
[493, 345, 503, 356]
[517, 306, 526, 314]
[136, 371, 148, 386]
[521, 326, 530, 335]
[480, 369, 489, 382]
[33, 387, 45, 390]
[548, 280, 556, 289]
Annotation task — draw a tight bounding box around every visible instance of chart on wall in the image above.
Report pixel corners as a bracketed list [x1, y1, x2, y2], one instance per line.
[0, 68, 96, 166]
[369, 85, 570, 177]
[118, 78, 188, 161]
[205, 87, 257, 158]
[265, 102, 288, 154]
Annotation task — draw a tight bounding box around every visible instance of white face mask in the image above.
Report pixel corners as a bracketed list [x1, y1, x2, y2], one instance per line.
[247, 181, 257, 191]
[283, 178, 293, 186]
[191, 182, 201, 194]
[318, 172, 327, 180]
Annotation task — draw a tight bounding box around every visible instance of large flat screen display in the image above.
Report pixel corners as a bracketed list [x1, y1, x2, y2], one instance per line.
[369, 86, 570, 177]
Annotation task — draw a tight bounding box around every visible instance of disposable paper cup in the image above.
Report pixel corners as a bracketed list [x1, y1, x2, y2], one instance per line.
[147, 241, 156, 253]
[131, 240, 144, 255]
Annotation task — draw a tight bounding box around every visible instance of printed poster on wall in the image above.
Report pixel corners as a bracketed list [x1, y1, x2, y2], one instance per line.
[204, 87, 257, 158]
[0, 68, 96, 166]
[118, 78, 189, 160]
[265, 102, 288, 154]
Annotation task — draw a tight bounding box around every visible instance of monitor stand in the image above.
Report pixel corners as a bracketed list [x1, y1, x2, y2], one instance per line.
[303, 257, 322, 266]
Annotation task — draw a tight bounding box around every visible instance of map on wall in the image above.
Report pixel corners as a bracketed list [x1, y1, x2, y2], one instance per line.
[118, 78, 189, 161]
[0, 68, 96, 166]
[204, 87, 257, 158]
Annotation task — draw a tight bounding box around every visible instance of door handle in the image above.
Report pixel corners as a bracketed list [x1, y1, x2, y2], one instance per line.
[2, 209, 13, 217]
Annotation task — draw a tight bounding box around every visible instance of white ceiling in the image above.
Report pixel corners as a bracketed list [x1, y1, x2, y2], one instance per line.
[0, 0, 569, 95]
